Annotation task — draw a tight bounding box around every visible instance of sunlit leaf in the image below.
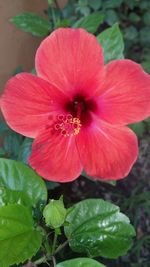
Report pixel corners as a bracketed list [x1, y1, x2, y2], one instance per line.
[57, 258, 105, 267]
[0, 204, 42, 267]
[73, 12, 104, 33]
[11, 12, 50, 36]
[97, 23, 124, 63]
[0, 159, 47, 207]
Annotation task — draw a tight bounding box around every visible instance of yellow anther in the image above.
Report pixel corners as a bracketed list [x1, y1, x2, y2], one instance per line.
[55, 114, 81, 137]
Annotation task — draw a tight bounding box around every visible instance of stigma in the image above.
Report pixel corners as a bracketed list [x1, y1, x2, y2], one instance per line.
[54, 114, 81, 137]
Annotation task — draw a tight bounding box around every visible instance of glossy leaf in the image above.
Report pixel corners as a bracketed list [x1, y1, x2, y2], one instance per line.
[0, 204, 42, 267]
[73, 12, 104, 33]
[57, 258, 105, 267]
[0, 159, 47, 207]
[97, 23, 124, 63]
[11, 12, 50, 36]
[0, 186, 31, 207]
[64, 199, 135, 259]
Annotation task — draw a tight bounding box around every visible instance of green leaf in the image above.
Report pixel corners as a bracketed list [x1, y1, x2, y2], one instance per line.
[78, 0, 88, 6]
[0, 148, 5, 157]
[0, 159, 47, 207]
[57, 258, 105, 267]
[97, 23, 124, 63]
[0, 186, 31, 207]
[145, 116, 150, 129]
[73, 12, 104, 33]
[143, 11, 150, 26]
[105, 180, 116, 186]
[124, 26, 138, 41]
[30, 68, 37, 75]
[64, 199, 135, 259]
[129, 122, 146, 137]
[56, 19, 70, 28]
[139, 27, 150, 47]
[142, 60, 150, 73]
[88, 0, 102, 10]
[4, 132, 23, 159]
[11, 12, 50, 36]
[45, 181, 60, 190]
[139, 0, 150, 10]
[48, 0, 54, 5]
[105, 9, 119, 26]
[78, 6, 91, 16]
[0, 120, 9, 134]
[12, 65, 24, 75]
[129, 12, 141, 23]
[18, 137, 33, 164]
[103, 0, 123, 9]
[0, 204, 42, 267]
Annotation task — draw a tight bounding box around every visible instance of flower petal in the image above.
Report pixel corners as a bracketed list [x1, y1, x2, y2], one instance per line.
[35, 28, 104, 98]
[1, 73, 67, 138]
[97, 60, 150, 125]
[29, 129, 83, 182]
[76, 119, 138, 180]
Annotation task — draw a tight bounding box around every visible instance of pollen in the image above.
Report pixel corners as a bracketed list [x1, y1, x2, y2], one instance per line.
[54, 114, 81, 137]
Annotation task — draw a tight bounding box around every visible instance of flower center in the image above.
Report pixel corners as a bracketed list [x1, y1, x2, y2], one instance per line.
[53, 114, 81, 137]
[47, 95, 96, 137]
[64, 94, 96, 126]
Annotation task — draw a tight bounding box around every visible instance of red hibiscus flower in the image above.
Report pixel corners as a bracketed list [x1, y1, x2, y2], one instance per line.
[1, 28, 150, 182]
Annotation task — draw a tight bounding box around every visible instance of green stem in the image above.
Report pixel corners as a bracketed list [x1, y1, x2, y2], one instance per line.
[33, 234, 68, 266]
[54, 240, 69, 255]
[52, 256, 57, 267]
[33, 256, 47, 265]
[52, 230, 58, 255]
[51, 7, 57, 28]
[54, 0, 60, 9]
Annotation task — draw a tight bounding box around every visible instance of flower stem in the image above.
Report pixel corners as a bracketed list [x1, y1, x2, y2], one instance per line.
[33, 235, 68, 266]
[54, 0, 60, 9]
[33, 256, 47, 265]
[52, 256, 57, 267]
[54, 240, 69, 255]
[52, 230, 58, 255]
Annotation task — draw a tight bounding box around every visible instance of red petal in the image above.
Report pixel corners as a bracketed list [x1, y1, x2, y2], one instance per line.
[1, 73, 67, 138]
[35, 28, 104, 98]
[29, 129, 82, 182]
[98, 60, 150, 125]
[76, 119, 138, 180]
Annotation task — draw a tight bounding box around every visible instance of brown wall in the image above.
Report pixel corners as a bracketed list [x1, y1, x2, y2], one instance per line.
[0, 0, 68, 92]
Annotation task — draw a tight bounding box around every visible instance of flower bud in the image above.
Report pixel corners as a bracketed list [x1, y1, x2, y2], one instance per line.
[43, 196, 66, 229]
